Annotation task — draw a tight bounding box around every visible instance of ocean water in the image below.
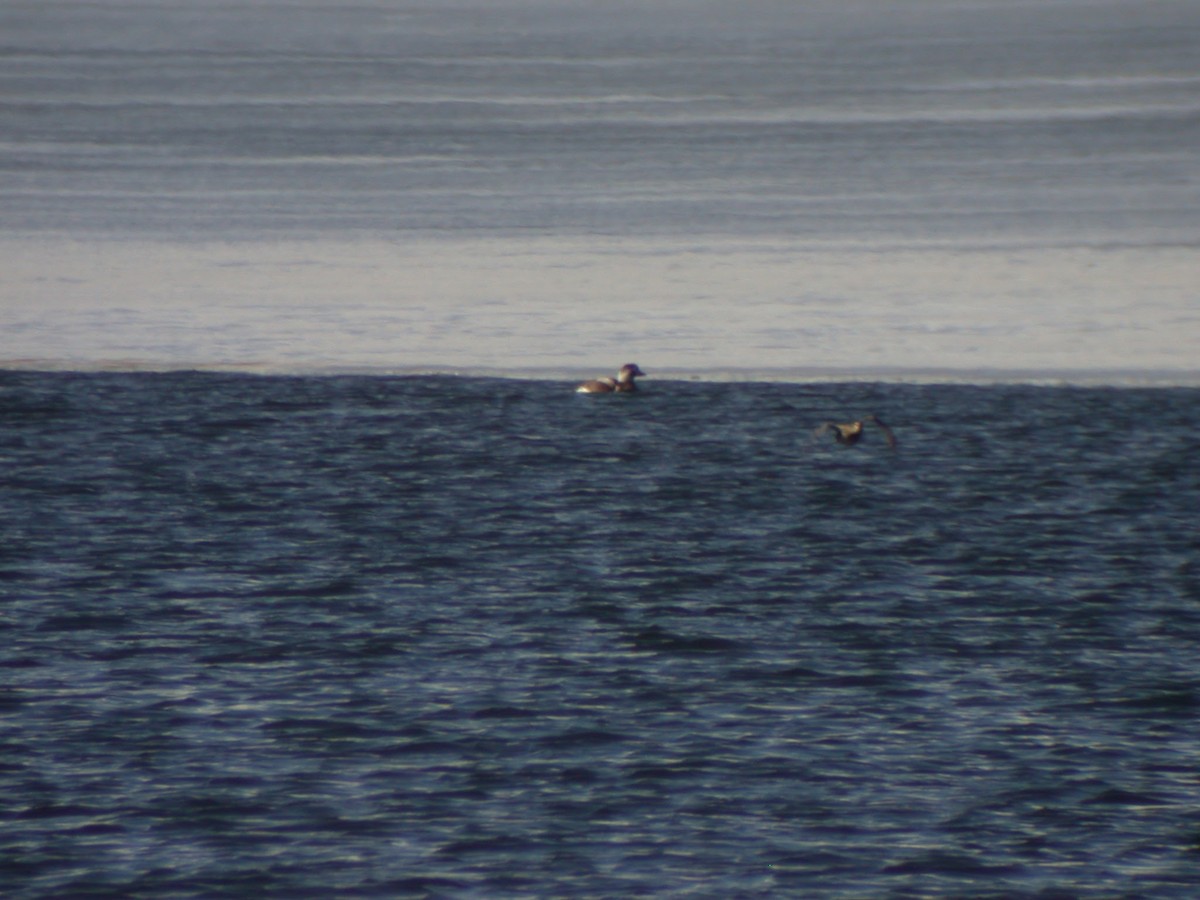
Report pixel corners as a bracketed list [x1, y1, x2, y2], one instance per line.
[2, 371, 1199, 897]
[4, 0, 1198, 244]
[3, 2, 1200, 896]
[1, 0, 1198, 375]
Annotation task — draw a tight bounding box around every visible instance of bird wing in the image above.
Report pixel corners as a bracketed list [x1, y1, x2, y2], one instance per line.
[872, 418, 897, 448]
[812, 422, 835, 440]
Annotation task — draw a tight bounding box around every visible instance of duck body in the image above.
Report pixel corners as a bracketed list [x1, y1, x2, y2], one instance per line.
[576, 363, 646, 394]
[815, 414, 897, 448]
[827, 420, 867, 446]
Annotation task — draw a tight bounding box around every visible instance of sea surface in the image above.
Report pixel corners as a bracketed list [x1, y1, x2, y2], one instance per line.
[3, 371, 1200, 897]
[2, 0, 1198, 375]
[4, 0, 1199, 246]
[3, 2, 1200, 896]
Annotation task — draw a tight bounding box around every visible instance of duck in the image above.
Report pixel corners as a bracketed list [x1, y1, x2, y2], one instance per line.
[814, 413, 897, 448]
[576, 363, 646, 394]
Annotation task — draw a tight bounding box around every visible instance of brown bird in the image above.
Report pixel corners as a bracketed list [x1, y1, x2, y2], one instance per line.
[576, 363, 646, 394]
[814, 413, 897, 448]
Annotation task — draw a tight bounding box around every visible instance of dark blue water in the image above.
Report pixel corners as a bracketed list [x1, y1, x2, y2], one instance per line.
[3, 371, 1199, 897]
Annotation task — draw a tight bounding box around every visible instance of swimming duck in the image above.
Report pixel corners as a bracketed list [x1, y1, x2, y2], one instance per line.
[576, 363, 646, 394]
[814, 414, 897, 448]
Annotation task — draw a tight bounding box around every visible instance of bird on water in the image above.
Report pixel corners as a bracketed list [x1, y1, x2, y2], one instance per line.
[814, 414, 897, 448]
[576, 363, 646, 394]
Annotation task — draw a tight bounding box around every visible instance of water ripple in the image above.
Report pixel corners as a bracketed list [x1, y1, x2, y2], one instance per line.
[2, 372, 1199, 897]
